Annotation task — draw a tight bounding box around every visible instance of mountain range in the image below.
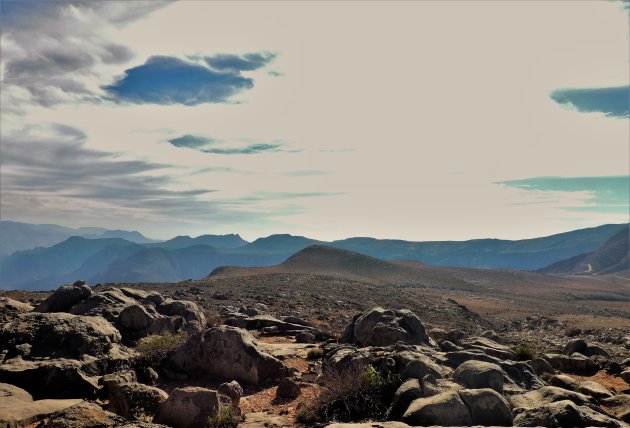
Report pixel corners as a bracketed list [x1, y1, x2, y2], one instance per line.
[0, 221, 627, 290]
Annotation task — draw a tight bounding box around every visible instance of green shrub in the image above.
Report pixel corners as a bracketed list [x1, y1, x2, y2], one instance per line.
[207, 406, 240, 428]
[296, 364, 398, 424]
[514, 344, 535, 361]
[135, 332, 188, 368]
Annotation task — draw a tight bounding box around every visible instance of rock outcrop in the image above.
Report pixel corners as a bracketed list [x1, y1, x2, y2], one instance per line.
[169, 326, 287, 384]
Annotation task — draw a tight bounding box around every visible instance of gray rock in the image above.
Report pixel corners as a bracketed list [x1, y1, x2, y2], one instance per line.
[578, 380, 614, 400]
[528, 357, 555, 375]
[170, 326, 287, 384]
[402, 391, 472, 426]
[35, 281, 91, 313]
[544, 352, 597, 373]
[0, 312, 121, 359]
[600, 395, 630, 423]
[584, 344, 611, 358]
[453, 360, 504, 393]
[276, 377, 301, 400]
[619, 369, 630, 384]
[563, 338, 588, 356]
[0, 297, 33, 323]
[513, 399, 622, 427]
[153, 387, 221, 428]
[138, 367, 159, 386]
[348, 307, 430, 347]
[400, 355, 449, 381]
[508, 386, 594, 409]
[387, 378, 423, 420]
[458, 388, 513, 426]
[549, 374, 580, 391]
[108, 382, 168, 419]
[218, 380, 243, 408]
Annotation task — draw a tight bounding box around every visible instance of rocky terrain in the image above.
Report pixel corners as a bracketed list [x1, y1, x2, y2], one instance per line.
[0, 245, 629, 427]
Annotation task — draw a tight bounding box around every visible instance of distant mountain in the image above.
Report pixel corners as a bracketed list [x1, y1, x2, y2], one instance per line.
[0, 220, 157, 259]
[0, 223, 626, 290]
[151, 234, 248, 250]
[540, 226, 629, 275]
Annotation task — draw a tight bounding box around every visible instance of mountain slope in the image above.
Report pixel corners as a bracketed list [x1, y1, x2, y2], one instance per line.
[0, 220, 156, 259]
[540, 227, 629, 275]
[152, 234, 248, 250]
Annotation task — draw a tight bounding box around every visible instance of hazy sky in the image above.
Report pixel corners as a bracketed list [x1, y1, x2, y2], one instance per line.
[1, 0, 629, 241]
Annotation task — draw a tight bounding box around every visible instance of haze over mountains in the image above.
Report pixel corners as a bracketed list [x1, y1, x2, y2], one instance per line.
[0, 221, 627, 290]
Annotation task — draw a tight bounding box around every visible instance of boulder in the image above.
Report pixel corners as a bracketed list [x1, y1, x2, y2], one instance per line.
[453, 360, 504, 393]
[578, 380, 614, 400]
[458, 388, 513, 426]
[0, 357, 100, 399]
[118, 304, 155, 331]
[0, 382, 83, 428]
[169, 326, 287, 384]
[153, 387, 222, 428]
[400, 355, 449, 381]
[462, 336, 516, 360]
[544, 352, 597, 373]
[401, 391, 472, 426]
[138, 367, 159, 386]
[528, 357, 555, 375]
[276, 377, 301, 400]
[347, 307, 430, 347]
[108, 382, 168, 419]
[584, 344, 611, 358]
[69, 288, 137, 321]
[620, 369, 630, 384]
[35, 281, 91, 313]
[0, 297, 33, 323]
[420, 374, 461, 398]
[218, 380, 243, 408]
[157, 299, 205, 329]
[563, 339, 588, 356]
[514, 399, 623, 427]
[38, 401, 125, 428]
[601, 395, 630, 423]
[0, 312, 121, 359]
[549, 374, 580, 391]
[509, 386, 594, 409]
[387, 378, 423, 420]
[102, 370, 137, 393]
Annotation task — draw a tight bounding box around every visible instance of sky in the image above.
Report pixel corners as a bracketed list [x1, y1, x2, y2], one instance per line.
[1, 0, 629, 242]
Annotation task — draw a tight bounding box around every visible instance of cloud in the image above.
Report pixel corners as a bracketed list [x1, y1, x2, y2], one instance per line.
[550, 86, 630, 118]
[104, 56, 259, 105]
[204, 52, 276, 72]
[167, 134, 289, 155]
[0, 1, 170, 110]
[499, 176, 630, 214]
[0, 123, 214, 208]
[283, 170, 329, 176]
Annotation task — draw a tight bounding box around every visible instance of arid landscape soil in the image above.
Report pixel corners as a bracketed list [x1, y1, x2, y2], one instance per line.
[1, 245, 629, 427]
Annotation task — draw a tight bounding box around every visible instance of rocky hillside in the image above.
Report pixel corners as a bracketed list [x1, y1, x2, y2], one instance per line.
[0, 282, 628, 427]
[541, 226, 629, 275]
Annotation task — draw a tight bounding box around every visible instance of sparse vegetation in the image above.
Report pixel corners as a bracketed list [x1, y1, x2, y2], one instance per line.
[306, 348, 324, 360]
[135, 332, 188, 368]
[207, 406, 240, 428]
[204, 309, 222, 327]
[514, 343, 536, 361]
[296, 364, 398, 424]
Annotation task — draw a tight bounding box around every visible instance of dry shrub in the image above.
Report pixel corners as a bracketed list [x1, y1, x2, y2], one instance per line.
[307, 348, 324, 360]
[207, 405, 240, 428]
[514, 343, 536, 361]
[296, 364, 398, 424]
[204, 309, 222, 327]
[135, 332, 188, 368]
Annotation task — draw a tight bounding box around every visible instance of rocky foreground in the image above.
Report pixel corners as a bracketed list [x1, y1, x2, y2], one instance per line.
[0, 281, 629, 427]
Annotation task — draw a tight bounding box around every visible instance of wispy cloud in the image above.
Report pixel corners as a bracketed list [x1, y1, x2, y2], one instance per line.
[499, 176, 630, 214]
[204, 52, 276, 72]
[550, 86, 630, 118]
[167, 134, 293, 155]
[283, 170, 329, 176]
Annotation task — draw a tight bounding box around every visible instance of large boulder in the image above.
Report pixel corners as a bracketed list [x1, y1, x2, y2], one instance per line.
[508, 386, 594, 410]
[453, 360, 504, 393]
[157, 299, 205, 329]
[563, 338, 588, 356]
[0, 382, 83, 428]
[40, 401, 167, 428]
[578, 381, 614, 400]
[69, 288, 137, 321]
[343, 308, 430, 347]
[0, 297, 33, 323]
[601, 395, 630, 423]
[544, 352, 597, 373]
[461, 337, 516, 360]
[514, 399, 623, 427]
[0, 312, 121, 359]
[458, 388, 513, 426]
[401, 391, 472, 426]
[387, 378, 423, 420]
[108, 382, 168, 420]
[169, 326, 287, 384]
[153, 387, 223, 428]
[35, 281, 91, 313]
[0, 357, 100, 399]
[217, 381, 243, 408]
